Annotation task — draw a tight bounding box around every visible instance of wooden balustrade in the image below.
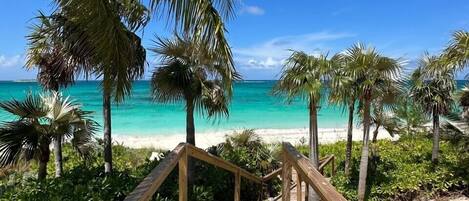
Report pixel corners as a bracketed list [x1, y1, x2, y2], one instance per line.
[281, 142, 346, 201]
[125, 142, 346, 201]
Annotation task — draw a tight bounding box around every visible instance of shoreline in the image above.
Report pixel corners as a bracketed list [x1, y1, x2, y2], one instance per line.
[113, 127, 397, 150]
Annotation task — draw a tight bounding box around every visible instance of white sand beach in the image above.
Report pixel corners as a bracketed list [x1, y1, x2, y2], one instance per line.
[113, 127, 398, 150]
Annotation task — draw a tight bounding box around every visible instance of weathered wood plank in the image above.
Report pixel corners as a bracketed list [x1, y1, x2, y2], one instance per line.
[281, 153, 292, 201]
[318, 155, 334, 172]
[262, 167, 282, 181]
[186, 144, 262, 183]
[282, 143, 346, 201]
[296, 174, 302, 201]
[234, 170, 241, 201]
[178, 149, 188, 201]
[125, 143, 186, 201]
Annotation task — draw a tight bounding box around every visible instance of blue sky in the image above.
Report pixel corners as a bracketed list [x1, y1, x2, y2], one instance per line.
[1, 0, 469, 80]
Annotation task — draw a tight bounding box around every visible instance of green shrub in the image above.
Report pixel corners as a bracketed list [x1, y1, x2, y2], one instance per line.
[296, 135, 469, 200]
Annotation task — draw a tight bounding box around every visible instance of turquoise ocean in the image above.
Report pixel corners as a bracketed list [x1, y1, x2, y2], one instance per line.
[0, 80, 466, 136]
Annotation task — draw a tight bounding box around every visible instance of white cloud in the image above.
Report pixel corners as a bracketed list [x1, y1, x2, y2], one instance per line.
[240, 5, 265, 15]
[0, 54, 24, 68]
[246, 57, 286, 69]
[234, 31, 355, 70]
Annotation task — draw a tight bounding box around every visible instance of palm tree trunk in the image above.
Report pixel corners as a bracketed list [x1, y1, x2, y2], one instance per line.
[358, 90, 372, 201]
[54, 136, 63, 177]
[432, 107, 440, 164]
[103, 89, 113, 173]
[344, 99, 355, 177]
[372, 124, 380, 143]
[50, 87, 64, 178]
[186, 98, 195, 145]
[38, 141, 51, 180]
[186, 97, 196, 197]
[308, 97, 320, 201]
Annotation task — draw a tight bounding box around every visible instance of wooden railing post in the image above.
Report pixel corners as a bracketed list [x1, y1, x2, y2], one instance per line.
[296, 174, 302, 201]
[331, 156, 335, 176]
[234, 169, 241, 201]
[282, 153, 292, 201]
[178, 149, 188, 201]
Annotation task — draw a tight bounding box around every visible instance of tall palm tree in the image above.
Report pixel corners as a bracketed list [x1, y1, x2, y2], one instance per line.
[31, 0, 150, 173]
[329, 55, 359, 176]
[150, 36, 238, 145]
[0, 93, 97, 180]
[273, 51, 332, 200]
[26, 13, 82, 178]
[410, 54, 455, 164]
[39, 0, 237, 173]
[339, 43, 402, 201]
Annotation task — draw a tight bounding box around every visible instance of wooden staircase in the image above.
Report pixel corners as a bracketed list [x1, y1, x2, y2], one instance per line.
[125, 142, 346, 201]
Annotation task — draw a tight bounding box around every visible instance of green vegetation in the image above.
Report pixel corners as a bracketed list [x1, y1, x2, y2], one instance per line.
[26, 0, 237, 174]
[0, 130, 281, 201]
[1, 130, 468, 200]
[0, 143, 162, 201]
[150, 36, 238, 146]
[273, 51, 333, 170]
[298, 135, 469, 201]
[0, 93, 97, 180]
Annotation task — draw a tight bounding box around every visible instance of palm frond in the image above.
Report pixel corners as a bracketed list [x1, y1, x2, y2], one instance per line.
[0, 94, 47, 119]
[273, 51, 332, 104]
[149, 0, 238, 95]
[444, 30, 469, 70]
[410, 53, 455, 115]
[0, 121, 40, 166]
[151, 60, 191, 103]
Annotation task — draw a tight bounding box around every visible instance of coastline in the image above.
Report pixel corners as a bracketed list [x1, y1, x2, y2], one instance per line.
[113, 127, 397, 150]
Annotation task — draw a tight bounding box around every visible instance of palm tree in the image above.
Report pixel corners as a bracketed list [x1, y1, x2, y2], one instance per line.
[370, 81, 402, 142]
[31, 0, 150, 173]
[410, 54, 455, 164]
[39, 0, 237, 173]
[329, 55, 359, 176]
[26, 13, 83, 178]
[339, 43, 402, 201]
[0, 92, 97, 180]
[393, 89, 429, 135]
[150, 36, 238, 145]
[273, 51, 332, 200]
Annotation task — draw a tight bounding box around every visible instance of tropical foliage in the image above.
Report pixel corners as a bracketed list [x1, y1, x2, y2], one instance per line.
[334, 43, 402, 201]
[273, 51, 333, 167]
[150, 36, 239, 145]
[410, 54, 455, 164]
[0, 130, 281, 201]
[0, 92, 97, 180]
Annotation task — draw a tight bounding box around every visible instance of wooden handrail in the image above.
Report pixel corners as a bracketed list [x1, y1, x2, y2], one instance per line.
[125, 142, 345, 201]
[125, 143, 264, 201]
[318, 155, 336, 176]
[185, 144, 263, 183]
[125, 143, 186, 201]
[262, 167, 282, 181]
[262, 155, 333, 182]
[282, 142, 346, 201]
